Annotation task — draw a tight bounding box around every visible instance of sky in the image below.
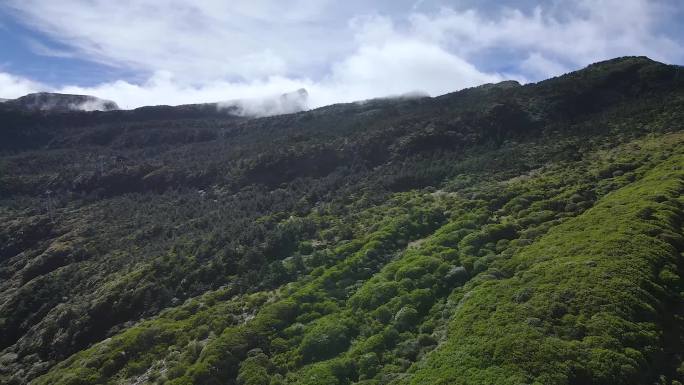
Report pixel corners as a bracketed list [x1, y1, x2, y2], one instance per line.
[1, 0, 683, 110]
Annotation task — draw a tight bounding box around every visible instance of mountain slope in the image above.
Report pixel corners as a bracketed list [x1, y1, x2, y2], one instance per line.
[0, 57, 683, 385]
[406, 152, 684, 385]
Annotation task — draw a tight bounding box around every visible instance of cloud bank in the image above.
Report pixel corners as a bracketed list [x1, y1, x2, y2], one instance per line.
[1, 0, 683, 111]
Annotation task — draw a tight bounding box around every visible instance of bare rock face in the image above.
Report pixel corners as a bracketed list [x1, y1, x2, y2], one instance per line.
[3, 92, 119, 112]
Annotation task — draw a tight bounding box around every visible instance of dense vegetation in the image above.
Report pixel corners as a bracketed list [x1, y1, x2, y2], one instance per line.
[1, 56, 683, 385]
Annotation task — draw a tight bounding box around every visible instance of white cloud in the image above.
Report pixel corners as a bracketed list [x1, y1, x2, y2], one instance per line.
[47, 15, 503, 110]
[58, 72, 312, 110]
[25, 38, 75, 58]
[4, 0, 347, 81]
[0, 72, 41, 99]
[318, 19, 503, 105]
[221, 89, 309, 117]
[1, 0, 683, 110]
[409, 0, 682, 72]
[521, 53, 571, 79]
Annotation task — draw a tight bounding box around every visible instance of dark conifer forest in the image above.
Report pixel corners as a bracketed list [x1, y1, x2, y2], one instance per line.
[1, 56, 684, 385]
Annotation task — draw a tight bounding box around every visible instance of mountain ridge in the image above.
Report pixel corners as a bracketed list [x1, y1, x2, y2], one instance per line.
[1, 92, 120, 112]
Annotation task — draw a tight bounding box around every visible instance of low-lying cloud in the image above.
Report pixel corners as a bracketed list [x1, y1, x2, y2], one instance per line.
[70, 99, 118, 112]
[0, 72, 43, 99]
[220, 88, 310, 117]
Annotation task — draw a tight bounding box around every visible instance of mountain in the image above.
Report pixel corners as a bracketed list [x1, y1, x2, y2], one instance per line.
[1, 56, 684, 385]
[1, 92, 120, 112]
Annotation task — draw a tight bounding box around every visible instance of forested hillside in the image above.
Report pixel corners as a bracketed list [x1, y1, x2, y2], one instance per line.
[1, 56, 684, 385]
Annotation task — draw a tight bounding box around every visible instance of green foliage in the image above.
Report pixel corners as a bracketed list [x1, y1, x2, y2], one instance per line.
[300, 317, 354, 363]
[404, 155, 684, 385]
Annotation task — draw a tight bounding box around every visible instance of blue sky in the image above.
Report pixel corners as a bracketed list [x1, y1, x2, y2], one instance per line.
[1, 0, 683, 109]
